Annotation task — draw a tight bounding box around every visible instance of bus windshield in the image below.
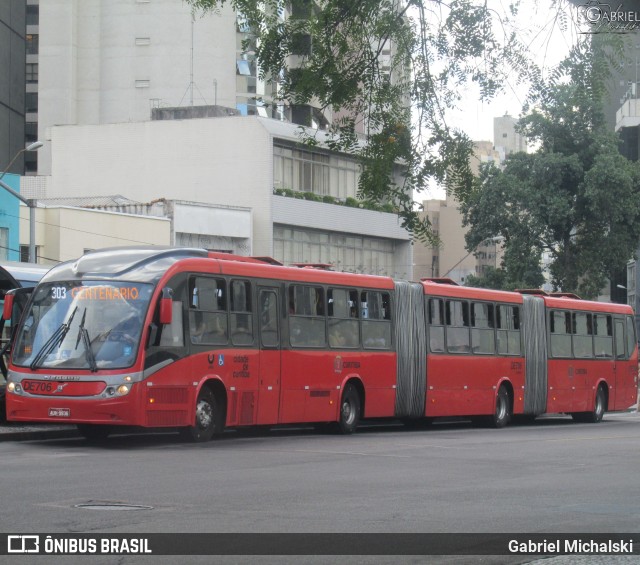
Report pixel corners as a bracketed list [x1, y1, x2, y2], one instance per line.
[12, 281, 154, 370]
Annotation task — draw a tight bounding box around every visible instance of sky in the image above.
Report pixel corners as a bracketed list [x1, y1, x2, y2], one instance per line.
[444, 1, 578, 142]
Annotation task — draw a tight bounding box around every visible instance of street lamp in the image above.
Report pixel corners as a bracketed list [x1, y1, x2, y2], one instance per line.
[0, 141, 43, 263]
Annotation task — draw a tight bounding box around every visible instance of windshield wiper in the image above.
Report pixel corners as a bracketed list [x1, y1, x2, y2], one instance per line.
[29, 306, 78, 371]
[74, 309, 98, 372]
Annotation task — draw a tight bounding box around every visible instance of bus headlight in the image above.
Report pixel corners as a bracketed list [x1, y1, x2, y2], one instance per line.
[116, 385, 130, 396]
[7, 382, 16, 393]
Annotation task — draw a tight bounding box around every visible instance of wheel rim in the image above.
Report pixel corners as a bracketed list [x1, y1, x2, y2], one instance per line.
[196, 399, 213, 430]
[342, 398, 355, 426]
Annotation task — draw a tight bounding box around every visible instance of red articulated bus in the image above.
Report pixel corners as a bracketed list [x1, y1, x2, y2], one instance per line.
[418, 281, 637, 427]
[2, 247, 637, 441]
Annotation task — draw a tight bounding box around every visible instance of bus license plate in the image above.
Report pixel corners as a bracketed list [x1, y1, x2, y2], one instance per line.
[49, 408, 70, 418]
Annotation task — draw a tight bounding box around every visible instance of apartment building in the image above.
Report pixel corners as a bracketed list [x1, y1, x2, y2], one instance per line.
[13, 0, 412, 277]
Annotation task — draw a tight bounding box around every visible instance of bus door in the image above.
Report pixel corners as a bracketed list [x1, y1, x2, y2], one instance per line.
[256, 287, 281, 424]
[612, 317, 626, 409]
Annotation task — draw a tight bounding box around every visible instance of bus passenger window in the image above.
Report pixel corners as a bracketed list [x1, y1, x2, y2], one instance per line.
[427, 298, 444, 353]
[594, 314, 613, 358]
[549, 310, 571, 358]
[188, 277, 227, 345]
[573, 312, 593, 358]
[362, 291, 391, 349]
[471, 302, 495, 354]
[497, 304, 521, 356]
[327, 288, 358, 348]
[230, 280, 253, 346]
[289, 285, 326, 348]
[445, 300, 470, 354]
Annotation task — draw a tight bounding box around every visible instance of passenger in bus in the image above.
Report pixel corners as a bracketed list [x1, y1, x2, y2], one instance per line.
[200, 316, 227, 344]
[329, 325, 348, 348]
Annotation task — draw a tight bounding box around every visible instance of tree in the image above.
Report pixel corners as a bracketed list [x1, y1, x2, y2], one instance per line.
[462, 38, 640, 298]
[185, 0, 538, 243]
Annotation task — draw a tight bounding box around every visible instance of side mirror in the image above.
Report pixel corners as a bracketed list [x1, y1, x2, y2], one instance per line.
[2, 292, 14, 322]
[159, 288, 173, 325]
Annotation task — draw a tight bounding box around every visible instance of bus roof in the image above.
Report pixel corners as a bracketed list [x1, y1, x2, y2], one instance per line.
[0, 261, 51, 296]
[419, 279, 524, 303]
[38, 247, 396, 289]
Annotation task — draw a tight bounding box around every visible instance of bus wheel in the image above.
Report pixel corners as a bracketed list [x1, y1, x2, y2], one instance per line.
[573, 385, 607, 423]
[77, 424, 111, 441]
[182, 387, 223, 442]
[492, 385, 512, 429]
[337, 383, 361, 435]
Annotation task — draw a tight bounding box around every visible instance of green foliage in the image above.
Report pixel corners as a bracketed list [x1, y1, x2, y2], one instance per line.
[273, 188, 396, 213]
[186, 0, 536, 244]
[462, 37, 640, 299]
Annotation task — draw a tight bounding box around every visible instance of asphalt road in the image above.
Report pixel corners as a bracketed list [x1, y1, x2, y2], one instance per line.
[1, 413, 640, 565]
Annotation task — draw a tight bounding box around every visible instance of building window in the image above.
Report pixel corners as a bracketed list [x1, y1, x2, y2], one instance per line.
[25, 93, 38, 113]
[25, 122, 38, 143]
[26, 34, 39, 55]
[135, 80, 150, 88]
[273, 143, 360, 200]
[273, 226, 397, 277]
[135, 37, 151, 46]
[20, 245, 39, 263]
[26, 63, 38, 83]
[26, 4, 39, 26]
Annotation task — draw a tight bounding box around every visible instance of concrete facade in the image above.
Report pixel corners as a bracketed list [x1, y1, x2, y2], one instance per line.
[37, 0, 238, 174]
[37, 115, 411, 277]
[18, 204, 170, 266]
[0, 0, 26, 176]
[493, 114, 527, 158]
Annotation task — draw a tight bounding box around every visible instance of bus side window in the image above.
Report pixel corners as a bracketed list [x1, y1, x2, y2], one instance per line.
[594, 314, 613, 358]
[445, 300, 470, 354]
[362, 291, 391, 349]
[573, 312, 593, 358]
[289, 285, 326, 348]
[471, 302, 495, 354]
[427, 298, 444, 353]
[188, 277, 227, 345]
[327, 288, 359, 348]
[549, 310, 572, 358]
[230, 279, 253, 346]
[497, 304, 521, 356]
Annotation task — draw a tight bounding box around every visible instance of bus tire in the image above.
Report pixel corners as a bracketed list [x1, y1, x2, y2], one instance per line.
[77, 424, 111, 441]
[572, 385, 607, 424]
[492, 385, 512, 429]
[182, 387, 223, 442]
[337, 383, 361, 435]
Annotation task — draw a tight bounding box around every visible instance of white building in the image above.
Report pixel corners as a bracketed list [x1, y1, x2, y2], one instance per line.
[34, 114, 411, 277]
[493, 114, 527, 159]
[25, 1, 412, 277]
